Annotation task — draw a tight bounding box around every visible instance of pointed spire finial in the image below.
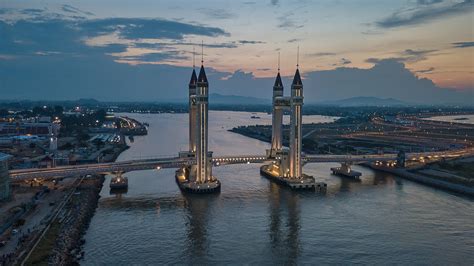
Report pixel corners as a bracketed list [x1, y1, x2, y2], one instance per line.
[193, 46, 195, 68]
[201, 40, 204, 65]
[297, 46, 299, 69]
[278, 51, 280, 73]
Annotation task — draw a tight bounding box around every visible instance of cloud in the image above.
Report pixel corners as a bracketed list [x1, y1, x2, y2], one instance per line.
[417, 0, 443, 5]
[452, 41, 474, 48]
[277, 12, 304, 29]
[308, 52, 336, 57]
[0, 8, 231, 67]
[81, 18, 229, 40]
[61, 4, 94, 16]
[1, 52, 472, 105]
[271, 0, 279, 6]
[238, 40, 265, 44]
[366, 48, 438, 64]
[376, 0, 473, 28]
[340, 58, 351, 65]
[287, 38, 302, 43]
[135, 41, 238, 49]
[415, 67, 435, 73]
[361, 29, 383, 35]
[20, 9, 44, 15]
[117, 51, 188, 63]
[332, 58, 352, 66]
[198, 8, 236, 20]
[278, 19, 304, 29]
[399, 48, 438, 62]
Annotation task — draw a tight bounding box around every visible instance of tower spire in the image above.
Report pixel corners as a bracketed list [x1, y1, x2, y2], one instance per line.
[201, 40, 204, 65]
[278, 51, 280, 73]
[296, 46, 299, 69]
[193, 46, 195, 68]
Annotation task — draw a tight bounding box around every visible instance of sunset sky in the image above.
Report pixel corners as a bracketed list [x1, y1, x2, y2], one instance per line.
[0, 0, 473, 103]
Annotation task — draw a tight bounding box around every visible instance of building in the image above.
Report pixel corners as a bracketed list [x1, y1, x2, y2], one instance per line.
[0, 122, 59, 136]
[0, 153, 12, 201]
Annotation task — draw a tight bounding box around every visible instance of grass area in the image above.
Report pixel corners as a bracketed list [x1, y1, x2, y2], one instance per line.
[24, 220, 61, 266]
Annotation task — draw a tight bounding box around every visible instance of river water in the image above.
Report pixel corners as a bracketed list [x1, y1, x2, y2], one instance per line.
[425, 114, 474, 125]
[83, 111, 473, 265]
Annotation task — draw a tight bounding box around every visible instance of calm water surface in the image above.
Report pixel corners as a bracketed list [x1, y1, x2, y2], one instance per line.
[83, 111, 474, 265]
[425, 114, 474, 125]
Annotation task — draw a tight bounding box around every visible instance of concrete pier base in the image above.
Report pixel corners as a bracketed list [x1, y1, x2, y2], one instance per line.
[260, 165, 326, 191]
[175, 166, 221, 194]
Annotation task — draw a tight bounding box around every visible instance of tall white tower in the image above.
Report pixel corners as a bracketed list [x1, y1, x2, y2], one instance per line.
[289, 68, 303, 178]
[188, 68, 197, 153]
[270, 69, 284, 157]
[196, 63, 211, 183]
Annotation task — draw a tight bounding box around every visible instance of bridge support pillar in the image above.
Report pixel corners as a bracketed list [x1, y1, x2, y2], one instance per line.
[175, 62, 220, 194]
[261, 66, 320, 191]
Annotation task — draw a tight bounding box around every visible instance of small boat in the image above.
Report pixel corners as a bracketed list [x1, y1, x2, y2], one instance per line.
[110, 174, 128, 189]
[251, 115, 261, 119]
[331, 162, 362, 179]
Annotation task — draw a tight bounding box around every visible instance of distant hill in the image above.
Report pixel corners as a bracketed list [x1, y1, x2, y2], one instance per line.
[75, 98, 100, 104]
[316, 96, 409, 107]
[209, 93, 270, 105]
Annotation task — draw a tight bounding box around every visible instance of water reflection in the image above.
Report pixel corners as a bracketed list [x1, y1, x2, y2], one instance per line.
[109, 188, 128, 197]
[268, 183, 301, 264]
[182, 193, 219, 263]
[338, 176, 360, 192]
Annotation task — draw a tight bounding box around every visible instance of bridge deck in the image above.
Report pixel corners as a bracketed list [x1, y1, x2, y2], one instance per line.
[8, 149, 472, 181]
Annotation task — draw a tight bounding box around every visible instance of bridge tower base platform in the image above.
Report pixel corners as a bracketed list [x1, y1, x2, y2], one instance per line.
[175, 165, 221, 194]
[260, 164, 325, 191]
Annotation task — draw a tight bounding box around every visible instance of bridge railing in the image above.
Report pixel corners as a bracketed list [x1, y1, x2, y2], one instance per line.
[9, 148, 474, 180]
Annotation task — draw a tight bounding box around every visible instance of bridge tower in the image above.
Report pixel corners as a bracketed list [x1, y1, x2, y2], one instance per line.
[196, 63, 212, 183]
[176, 48, 220, 193]
[188, 66, 197, 153]
[260, 51, 317, 190]
[269, 60, 284, 158]
[289, 67, 303, 178]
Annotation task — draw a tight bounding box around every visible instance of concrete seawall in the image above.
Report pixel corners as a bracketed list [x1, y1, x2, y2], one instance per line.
[366, 165, 474, 196]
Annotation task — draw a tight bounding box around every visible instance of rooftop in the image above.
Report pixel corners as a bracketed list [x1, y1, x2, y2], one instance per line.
[0, 152, 12, 161]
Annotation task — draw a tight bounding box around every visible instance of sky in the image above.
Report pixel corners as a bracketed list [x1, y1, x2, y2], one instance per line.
[0, 0, 473, 104]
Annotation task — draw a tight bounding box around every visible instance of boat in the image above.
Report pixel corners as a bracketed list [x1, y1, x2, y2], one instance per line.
[110, 174, 128, 189]
[250, 115, 261, 119]
[330, 162, 362, 178]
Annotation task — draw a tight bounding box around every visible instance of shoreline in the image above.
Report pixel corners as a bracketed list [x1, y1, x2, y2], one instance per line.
[52, 143, 129, 264]
[231, 125, 474, 197]
[17, 138, 129, 264]
[364, 163, 474, 197]
[22, 175, 105, 265]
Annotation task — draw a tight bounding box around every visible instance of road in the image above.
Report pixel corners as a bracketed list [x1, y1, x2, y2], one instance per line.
[9, 148, 474, 181]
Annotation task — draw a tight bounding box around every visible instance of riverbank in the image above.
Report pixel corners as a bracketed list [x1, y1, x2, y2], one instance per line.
[366, 159, 474, 196]
[17, 140, 129, 263]
[23, 175, 105, 265]
[1, 132, 130, 264]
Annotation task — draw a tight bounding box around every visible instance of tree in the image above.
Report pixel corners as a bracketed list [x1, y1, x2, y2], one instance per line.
[53, 105, 64, 116]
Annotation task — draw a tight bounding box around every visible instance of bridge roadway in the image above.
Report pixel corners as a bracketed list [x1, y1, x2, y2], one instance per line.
[9, 148, 473, 181]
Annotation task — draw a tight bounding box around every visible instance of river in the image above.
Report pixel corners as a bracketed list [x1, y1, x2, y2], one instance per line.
[82, 111, 474, 265]
[425, 114, 474, 125]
